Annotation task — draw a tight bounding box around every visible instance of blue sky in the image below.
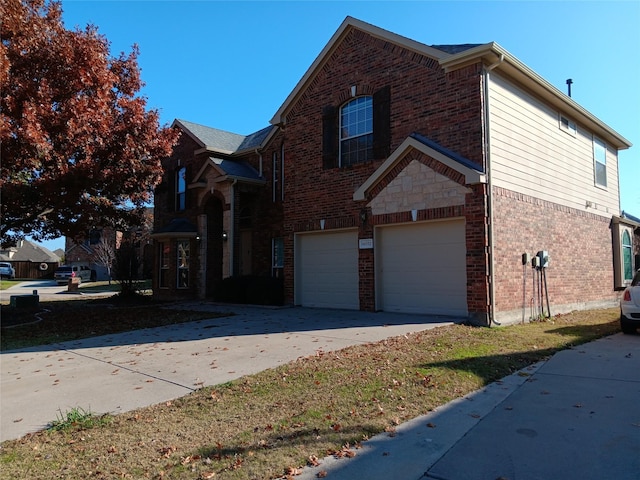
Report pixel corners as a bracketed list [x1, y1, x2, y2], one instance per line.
[38, 0, 640, 252]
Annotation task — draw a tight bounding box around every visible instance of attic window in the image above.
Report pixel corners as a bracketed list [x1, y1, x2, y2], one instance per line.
[559, 115, 576, 136]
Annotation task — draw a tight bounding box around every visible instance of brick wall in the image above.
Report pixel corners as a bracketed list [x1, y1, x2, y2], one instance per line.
[492, 186, 617, 322]
[280, 28, 486, 313]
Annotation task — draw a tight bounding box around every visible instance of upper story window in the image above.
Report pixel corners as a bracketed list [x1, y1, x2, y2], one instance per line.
[340, 96, 373, 166]
[272, 151, 279, 203]
[322, 86, 390, 169]
[176, 166, 186, 210]
[593, 137, 607, 188]
[559, 114, 576, 136]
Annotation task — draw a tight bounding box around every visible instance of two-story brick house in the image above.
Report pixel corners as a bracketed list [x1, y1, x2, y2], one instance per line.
[153, 17, 636, 325]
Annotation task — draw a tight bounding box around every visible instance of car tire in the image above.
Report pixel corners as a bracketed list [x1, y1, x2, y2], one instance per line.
[620, 315, 638, 334]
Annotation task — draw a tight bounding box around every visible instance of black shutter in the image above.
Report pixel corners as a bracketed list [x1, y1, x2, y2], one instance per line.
[373, 85, 391, 160]
[322, 105, 338, 169]
[167, 169, 175, 211]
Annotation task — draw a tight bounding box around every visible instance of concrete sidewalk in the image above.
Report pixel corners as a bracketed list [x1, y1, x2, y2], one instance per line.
[1, 303, 456, 442]
[297, 333, 640, 480]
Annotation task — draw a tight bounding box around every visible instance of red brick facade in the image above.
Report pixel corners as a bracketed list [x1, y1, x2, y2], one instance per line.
[153, 18, 632, 325]
[492, 187, 618, 321]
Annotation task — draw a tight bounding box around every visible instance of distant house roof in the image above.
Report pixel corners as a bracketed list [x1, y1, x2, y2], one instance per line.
[173, 119, 276, 155]
[0, 239, 60, 263]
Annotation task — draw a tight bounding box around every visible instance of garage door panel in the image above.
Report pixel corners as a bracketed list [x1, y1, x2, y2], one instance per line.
[296, 230, 359, 310]
[376, 220, 467, 316]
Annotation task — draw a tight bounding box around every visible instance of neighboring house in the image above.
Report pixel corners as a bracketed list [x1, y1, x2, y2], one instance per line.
[153, 17, 636, 325]
[65, 208, 154, 280]
[0, 239, 60, 278]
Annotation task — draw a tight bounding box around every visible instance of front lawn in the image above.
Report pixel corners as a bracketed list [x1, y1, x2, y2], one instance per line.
[0, 306, 621, 480]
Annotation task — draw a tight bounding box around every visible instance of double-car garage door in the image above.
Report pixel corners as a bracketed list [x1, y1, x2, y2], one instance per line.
[295, 219, 467, 316]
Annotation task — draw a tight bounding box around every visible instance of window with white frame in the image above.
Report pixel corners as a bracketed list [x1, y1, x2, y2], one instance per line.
[622, 230, 633, 282]
[340, 96, 373, 166]
[559, 114, 576, 136]
[177, 240, 190, 288]
[159, 242, 169, 288]
[593, 137, 607, 187]
[176, 167, 186, 211]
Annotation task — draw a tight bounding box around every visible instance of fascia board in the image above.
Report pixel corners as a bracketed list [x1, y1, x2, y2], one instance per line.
[270, 16, 446, 125]
[353, 137, 486, 201]
[441, 43, 632, 150]
[194, 146, 235, 156]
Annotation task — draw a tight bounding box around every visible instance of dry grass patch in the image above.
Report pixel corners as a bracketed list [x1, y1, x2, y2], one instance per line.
[0, 308, 620, 479]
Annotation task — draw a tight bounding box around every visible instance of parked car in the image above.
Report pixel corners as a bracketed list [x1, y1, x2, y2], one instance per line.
[0, 262, 16, 279]
[620, 269, 640, 334]
[54, 265, 94, 285]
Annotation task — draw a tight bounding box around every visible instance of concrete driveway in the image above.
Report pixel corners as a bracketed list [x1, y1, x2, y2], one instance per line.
[1, 303, 457, 442]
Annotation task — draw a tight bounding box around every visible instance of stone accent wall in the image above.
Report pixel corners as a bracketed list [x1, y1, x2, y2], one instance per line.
[369, 159, 470, 215]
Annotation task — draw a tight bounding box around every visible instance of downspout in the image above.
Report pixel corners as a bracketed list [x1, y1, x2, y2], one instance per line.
[483, 54, 504, 326]
[229, 178, 238, 277]
[256, 149, 263, 178]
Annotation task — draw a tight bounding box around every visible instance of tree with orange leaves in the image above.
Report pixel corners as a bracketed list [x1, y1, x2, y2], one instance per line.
[0, 0, 179, 246]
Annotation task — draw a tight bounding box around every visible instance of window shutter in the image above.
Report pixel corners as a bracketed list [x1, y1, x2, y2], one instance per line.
[322, 105, 338, 169]
[373, 85, 391, 159]
[167, 170, 176, 211]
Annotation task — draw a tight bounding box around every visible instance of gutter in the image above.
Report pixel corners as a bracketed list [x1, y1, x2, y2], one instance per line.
[484, 54, 504, 326]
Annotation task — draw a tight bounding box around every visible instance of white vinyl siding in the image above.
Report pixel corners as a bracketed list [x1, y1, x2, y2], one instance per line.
[295, 230, 359, 309]
[488, 73, 619, 215]
[375, 220, 467, 316]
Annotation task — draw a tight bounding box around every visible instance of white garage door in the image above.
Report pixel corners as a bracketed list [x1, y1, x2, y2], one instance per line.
[376, 219, 467, 316]
[296, 230, 359, 310]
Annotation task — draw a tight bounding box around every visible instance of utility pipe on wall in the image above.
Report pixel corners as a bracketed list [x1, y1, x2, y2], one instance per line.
[483, 54, 504, 326]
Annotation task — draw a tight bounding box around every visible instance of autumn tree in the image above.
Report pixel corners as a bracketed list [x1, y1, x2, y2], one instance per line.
[0, 0, 179, 247]
[92, 236, 115, 284]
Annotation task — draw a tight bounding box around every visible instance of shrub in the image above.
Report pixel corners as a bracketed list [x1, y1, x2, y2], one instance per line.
[213, 275, 284, 306]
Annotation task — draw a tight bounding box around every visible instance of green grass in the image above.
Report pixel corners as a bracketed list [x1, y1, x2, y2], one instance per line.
[47, 407, 112, 432]
[0, 308, 621, 480]
[0, 280, 21, 290]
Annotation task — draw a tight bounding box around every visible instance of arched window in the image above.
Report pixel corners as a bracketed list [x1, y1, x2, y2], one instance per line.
[340, 96, 373, 166]
[622, 230, 633, 281]
[176, 167, 186, 211]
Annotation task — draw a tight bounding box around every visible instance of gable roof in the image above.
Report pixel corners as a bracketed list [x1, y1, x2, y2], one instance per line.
[271, 16, 448, 126]
[353, 134, 486, 201]
[1, 239, 60, 263]
[438, 42, 632, 150]
[173, 119, 276, 155]
[270, 16, 631, 151]
[192, 157, 264, 186]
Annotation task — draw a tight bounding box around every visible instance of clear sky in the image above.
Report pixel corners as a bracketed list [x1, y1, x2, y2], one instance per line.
[37, 0, 640, 252]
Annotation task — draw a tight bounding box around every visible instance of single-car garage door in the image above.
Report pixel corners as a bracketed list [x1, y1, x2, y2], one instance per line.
[376, 219, 467, 316]
[295, 230, 359, 310]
